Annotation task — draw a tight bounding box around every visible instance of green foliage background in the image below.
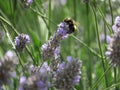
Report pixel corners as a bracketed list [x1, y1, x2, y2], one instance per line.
[1, 0, 120, 90]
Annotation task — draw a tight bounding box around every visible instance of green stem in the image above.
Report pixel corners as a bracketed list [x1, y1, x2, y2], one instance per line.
[2, 22, 24, 68]
[30, 7, 57, 26]
[72, 35, 103, 59]
[26, 47, 37, 65]
[0, 16, 19, 35]
[48, 0, 51, 38]
[73, 0, 77, 20]
[9, 0, 16, 27]
[114, 67, 119, 90]
[91, 5, 108, 88]
[9, 0, 13, 17]
[103, 1, 111, 88]
[91, 65, 112, 90]
[97, 7, 113, 33]
[34, 0, 51, 35]
[108, 1, 118, 89]
[86, 2, 92, 88]
[103, 82, 120, 90]
[0, 16, 36, 65]
[118, 67, 120, 88]
[108, 0, 114, 25]
[0, 9, 9, 20]
[2, 23, 15, 49]
[16, 51, 24, 68]
[103, 0, 107, 43]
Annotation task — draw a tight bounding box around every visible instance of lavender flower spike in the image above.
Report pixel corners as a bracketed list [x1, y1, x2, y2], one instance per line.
[19, 62, 51, 90]
[106, 30, 120, 66]
[41, 18, 76, 61]
[106, 16, 120, 66]
[0, 58, 17, 89]
[53, 57, 82, 90]
[14, 33, 30, 52]
[112, 16, 120, 32]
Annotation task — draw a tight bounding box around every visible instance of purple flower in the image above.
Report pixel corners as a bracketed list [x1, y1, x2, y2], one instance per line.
[14, 34, 30, 52]
[30, 65, 34, 71]
[57, 62, 66, 70]
[53, 57, 82, 89]
[54, 47, 60, 56]
[37, 81, 46, 88]
[57, 22, 68, 37]
[106, 16, 120, 66]
[37, 81, 48, 90]
[41, 44, 48, 51]
[41, 18, 76, 72]
[41, 34, 61, 61]
[99, 34, 112, 44]
[105, 51, 111, 57]
[112, 16, 120, 32]
[66, 56, 72, 62]
[27, 0, 33, 4]
[5, 50, 14, 59]
[114, 16, 120, 26]
[0, 58, 16, 88]
[73, 76, 81, 85]
[60, 0, 67, 5]
[39, 62, 51, 75]
[41, 19, 76, 61]
[106, 30, 120, 66]
[4, 50, 18, 62]
[0, 87, 3, 90]
[19, 62, 51, 90]
[10, 71, 16, 78]
[20, 76, 27, 84]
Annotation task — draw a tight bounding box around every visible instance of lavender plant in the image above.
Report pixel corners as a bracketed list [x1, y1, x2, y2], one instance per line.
[19, 62, 51, 90]
[2, 0, 119, 89]
[0, 52, 17, 89]
[53, 56, 82, 90]
[14, 34, 30, 52]
[106, 16, 120, 66]
[41, 18, 76, 61]
[18, 18, 82, 90]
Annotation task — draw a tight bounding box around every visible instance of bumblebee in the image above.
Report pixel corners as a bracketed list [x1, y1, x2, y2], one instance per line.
[63, 18, 77, 34]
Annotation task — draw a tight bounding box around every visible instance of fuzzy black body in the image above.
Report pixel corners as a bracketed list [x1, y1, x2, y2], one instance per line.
[64, 18, 76, 34]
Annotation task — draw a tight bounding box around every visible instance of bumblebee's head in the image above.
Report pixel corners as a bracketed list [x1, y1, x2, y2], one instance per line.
[63, 18, 77, 34]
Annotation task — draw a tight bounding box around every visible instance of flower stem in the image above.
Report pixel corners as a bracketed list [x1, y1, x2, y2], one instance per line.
[91, 4, 108, 88]
[114, 67, 119, 90]
[73, 0, 77, 20]
[86, 2, 92, 88]
[108, 0, 114, 25]
[48, 0, 51, 38]
[91, 65, 112, 90]
[72, 35, 103, 59]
